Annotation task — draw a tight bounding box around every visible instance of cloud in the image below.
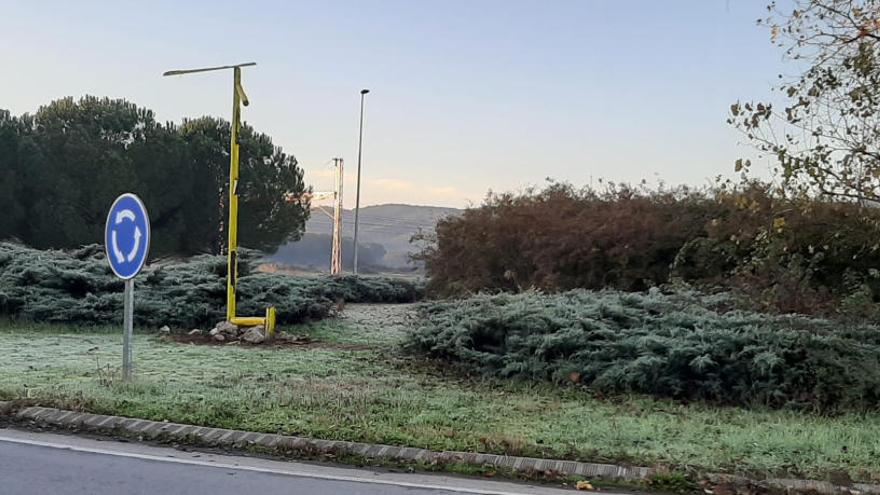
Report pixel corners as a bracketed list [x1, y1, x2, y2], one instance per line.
[429, 186, 458, 197]
[307, 169, 336, 179]
[369, 178, 416, 191]
[306, 170, 475, 207]
[356, 177, 472, 207]
[370, 178, 463, 199]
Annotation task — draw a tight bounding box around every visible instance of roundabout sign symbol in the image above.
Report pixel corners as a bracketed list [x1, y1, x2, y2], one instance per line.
[104, 193, 150, 381]
[105, 193, 150, 280]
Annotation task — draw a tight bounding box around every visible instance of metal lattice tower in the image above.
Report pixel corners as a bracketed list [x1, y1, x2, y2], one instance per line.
[286, 158, 344, 274]
[329, 158, 344, 275]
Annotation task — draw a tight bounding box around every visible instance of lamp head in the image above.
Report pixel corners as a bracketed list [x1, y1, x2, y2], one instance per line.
[162, 62, 256, 77]
[360, 89, 370, 95]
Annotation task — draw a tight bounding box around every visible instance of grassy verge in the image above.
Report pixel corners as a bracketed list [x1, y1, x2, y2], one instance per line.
[0, 306, 878, 483]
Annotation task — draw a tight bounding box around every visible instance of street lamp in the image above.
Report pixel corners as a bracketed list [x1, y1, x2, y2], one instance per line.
[353, 88, 369, 275]
[162, 62, 276, 336]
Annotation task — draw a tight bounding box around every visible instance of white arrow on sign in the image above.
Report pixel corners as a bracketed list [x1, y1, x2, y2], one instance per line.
[115, 209, 136, 224]
[128, 227, 142, 262]
[110, 208, 142, 263]
[111, 230, 125, 264]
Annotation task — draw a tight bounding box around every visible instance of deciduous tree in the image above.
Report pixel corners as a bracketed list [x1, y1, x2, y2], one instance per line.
[730, 0, 880, 201]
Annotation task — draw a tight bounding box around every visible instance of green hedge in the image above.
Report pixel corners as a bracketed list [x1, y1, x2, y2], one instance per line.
[405, 289, 880, 411]
[0, 242, 422, 328]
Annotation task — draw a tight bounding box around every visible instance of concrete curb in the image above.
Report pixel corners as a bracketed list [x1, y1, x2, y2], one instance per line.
[705, 473, 880, 495]
[3, 402, 879, 495]
[7, 404, 650, 481]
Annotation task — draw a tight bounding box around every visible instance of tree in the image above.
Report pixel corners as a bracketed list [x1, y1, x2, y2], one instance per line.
[179, 117, 310, 254]
[729, 1, 880, 201]
[26, 97, 141, 248]
[0, 111, 26, 239]
[0, 96, 309, 256]
[128, 120, 201, 255]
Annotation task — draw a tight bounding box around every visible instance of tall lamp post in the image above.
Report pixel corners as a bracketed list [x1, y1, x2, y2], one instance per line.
[353, 88, 369, 275]
[163, 62, 276, 336]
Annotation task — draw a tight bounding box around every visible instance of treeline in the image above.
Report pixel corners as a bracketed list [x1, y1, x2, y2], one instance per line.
[416, 181, 880, 316]
[0, 96, 309, 256]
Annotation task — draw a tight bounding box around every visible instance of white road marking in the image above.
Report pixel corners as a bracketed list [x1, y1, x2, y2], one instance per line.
[0, 432, 574, 495]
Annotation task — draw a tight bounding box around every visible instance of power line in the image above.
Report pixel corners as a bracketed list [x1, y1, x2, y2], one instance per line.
[309, 218, 431, 231]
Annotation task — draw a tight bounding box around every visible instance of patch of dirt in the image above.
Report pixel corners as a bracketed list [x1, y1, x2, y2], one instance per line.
[162, 334, 371, 351]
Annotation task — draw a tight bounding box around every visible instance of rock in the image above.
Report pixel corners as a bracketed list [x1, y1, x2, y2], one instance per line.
[209, 328, 221, 336]
[188, 329, 202, 336]
[212, 333, 226, 342]
[575, 480, 594, 491]
[241, 326, 265, 344]
[214, 321, 239, 336]
[159, 325, 171, 334]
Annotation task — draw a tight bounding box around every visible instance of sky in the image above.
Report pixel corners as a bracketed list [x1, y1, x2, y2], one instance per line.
[1, 1, 789, 208]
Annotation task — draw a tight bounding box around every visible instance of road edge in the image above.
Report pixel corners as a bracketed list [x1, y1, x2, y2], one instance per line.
[2, 403, 649, 480]
[1, 401, 878, 495]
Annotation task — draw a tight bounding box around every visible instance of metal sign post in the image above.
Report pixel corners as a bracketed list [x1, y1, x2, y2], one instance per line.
[123, 279, 134, 380]
[105, 193, 150, 381]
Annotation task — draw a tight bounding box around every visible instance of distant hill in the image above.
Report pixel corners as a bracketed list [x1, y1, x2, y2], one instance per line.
[267, 204, 461, 271]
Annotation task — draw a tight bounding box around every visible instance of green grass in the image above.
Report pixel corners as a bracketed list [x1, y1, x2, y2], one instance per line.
[0, 308, 878, 483]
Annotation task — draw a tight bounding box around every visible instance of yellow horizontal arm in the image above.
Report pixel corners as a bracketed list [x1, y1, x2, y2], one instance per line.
[230, 316, 266, 327]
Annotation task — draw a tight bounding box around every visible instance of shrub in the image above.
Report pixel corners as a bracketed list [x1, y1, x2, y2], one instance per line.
[0, 242, 422, 328]
[672, 184, 880, 315]
[405, 289, 880, 411]
[415, 181, 880, 317]
[415, 182, 714, 296]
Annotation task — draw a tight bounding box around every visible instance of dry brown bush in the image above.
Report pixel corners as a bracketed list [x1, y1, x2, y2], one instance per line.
[415, 181, 880, 317]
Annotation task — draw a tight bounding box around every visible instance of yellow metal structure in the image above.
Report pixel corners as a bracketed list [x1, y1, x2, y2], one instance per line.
[227, 66, 244, 322]
[163, 62, 275, 338]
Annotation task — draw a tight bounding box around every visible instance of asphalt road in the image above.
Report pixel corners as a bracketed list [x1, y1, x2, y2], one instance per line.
[0, 429, 580, 495]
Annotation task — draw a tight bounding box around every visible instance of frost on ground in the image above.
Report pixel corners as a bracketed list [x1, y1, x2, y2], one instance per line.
[332, 303, 418, 346]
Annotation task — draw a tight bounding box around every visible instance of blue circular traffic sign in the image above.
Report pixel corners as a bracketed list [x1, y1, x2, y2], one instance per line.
[104, 193, 151, 280]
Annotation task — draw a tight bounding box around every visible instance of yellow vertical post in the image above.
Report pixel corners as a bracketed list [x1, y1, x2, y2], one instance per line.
[265, 306, 276, 338]
[226, 67, 242, 321]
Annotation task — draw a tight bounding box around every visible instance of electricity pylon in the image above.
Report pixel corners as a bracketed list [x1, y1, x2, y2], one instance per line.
[286, 158, 344, 274]
[330, 158, 344, 275]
